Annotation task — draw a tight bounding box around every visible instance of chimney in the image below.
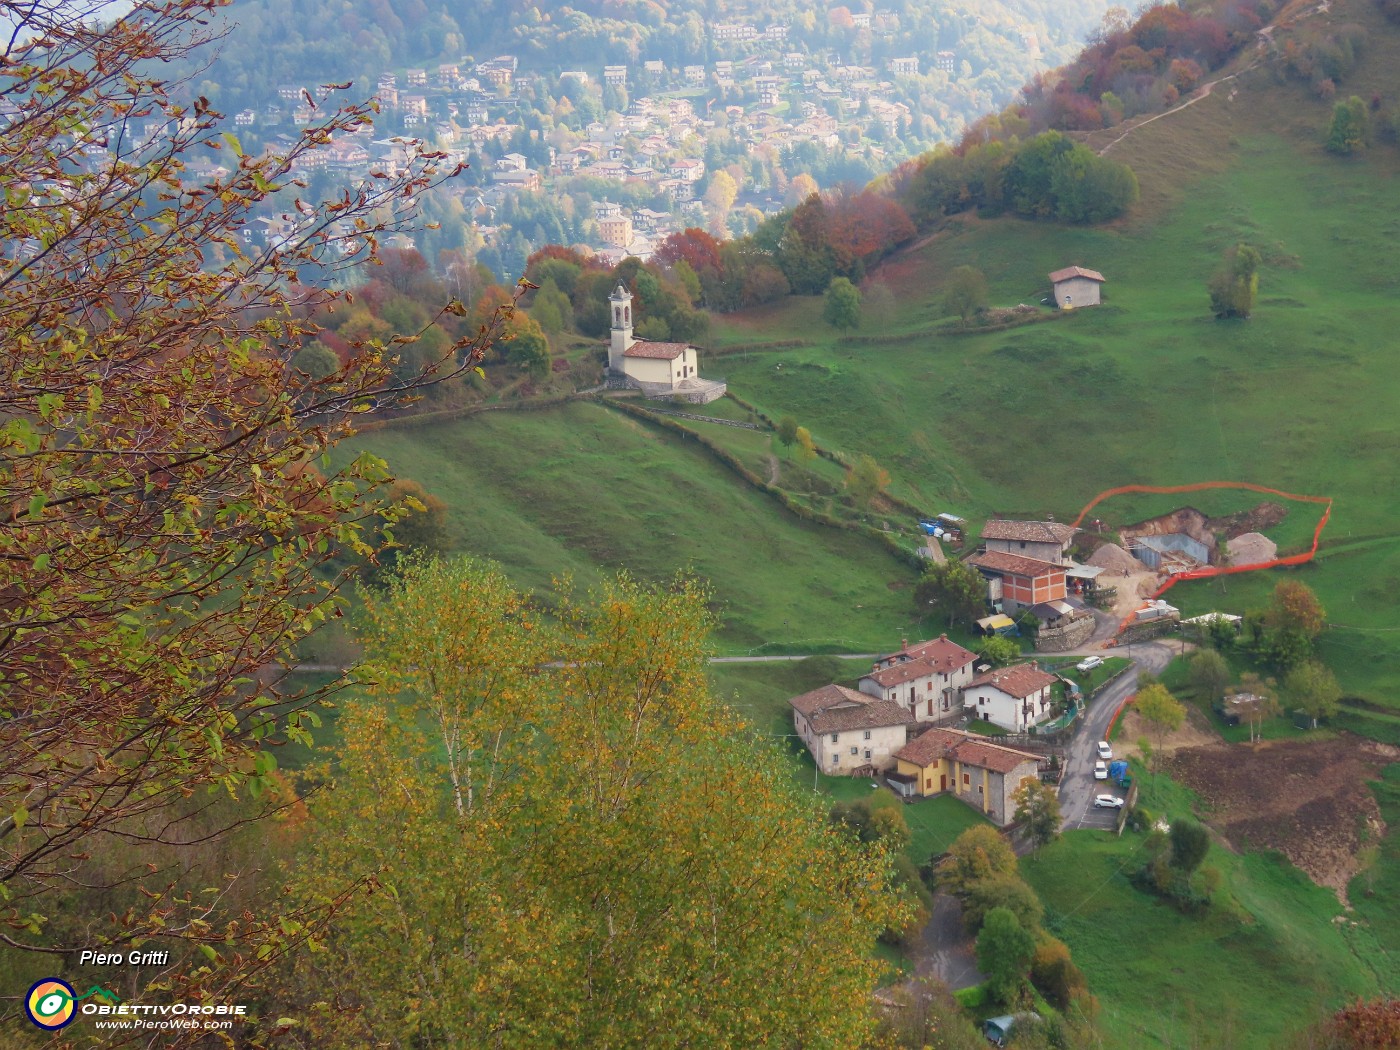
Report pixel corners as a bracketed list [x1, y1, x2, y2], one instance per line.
[939, 633, 948, 641]
[901, 637, 908, 651]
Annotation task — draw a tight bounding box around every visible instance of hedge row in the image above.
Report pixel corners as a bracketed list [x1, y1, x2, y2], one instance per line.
[723, 392, 935, 525]
[596, 398, 923, 570]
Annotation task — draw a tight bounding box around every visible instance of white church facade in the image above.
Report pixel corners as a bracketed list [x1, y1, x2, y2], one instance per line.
[606, 283, 727, 403]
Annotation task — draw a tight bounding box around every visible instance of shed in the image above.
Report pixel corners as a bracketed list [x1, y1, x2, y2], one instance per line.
[983, 1013, 1041, 1046]
[1048, 265, 1105, 309]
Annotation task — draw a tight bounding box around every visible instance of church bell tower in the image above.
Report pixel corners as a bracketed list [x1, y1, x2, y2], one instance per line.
[608, 282, 633, 373]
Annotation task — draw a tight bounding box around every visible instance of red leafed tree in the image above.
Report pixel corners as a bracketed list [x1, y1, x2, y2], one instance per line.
[825, 189, 916, 269]
[654, 227, 725, 279]
[1328, 999, 1400, 1048]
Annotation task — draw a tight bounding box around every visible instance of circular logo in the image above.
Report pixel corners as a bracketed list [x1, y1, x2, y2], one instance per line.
[25, 978, 77, 1030]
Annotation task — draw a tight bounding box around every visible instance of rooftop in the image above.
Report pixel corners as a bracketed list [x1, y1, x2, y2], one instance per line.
[1048, 265, 1105, 284]
[788, 684, 916, 735]
[981, 519, 1077, 545]
[895, 727, 1041, 774]
[967, 662, 1058, 699]
[624, 340, 689, 360]
[966, 550, 1065, 578]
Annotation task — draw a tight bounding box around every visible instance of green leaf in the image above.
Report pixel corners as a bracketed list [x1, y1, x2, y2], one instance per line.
[222, 131, 243, 157]
[199, 944, 220, 963]
[11, 807, 28, 829]
[32, 553, 50, 572]
[28, 494, 46, 520]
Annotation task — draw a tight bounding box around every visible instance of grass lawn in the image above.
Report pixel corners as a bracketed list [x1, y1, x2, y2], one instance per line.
[342, 401, 922, 654]
[1023, 825, 1378, 1049]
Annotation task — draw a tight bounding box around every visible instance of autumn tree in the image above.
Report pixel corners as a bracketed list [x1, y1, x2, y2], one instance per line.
[939, 824, 1018, 897]
[962, 873, 1045, 936]
[282, 557, 907, 1045]
[844, 454, 891, 508]
[1266, 579, 1327, 640]
[823, 275, 863, 330]
[1208, 242, 1261, 319]
[704, 170, 740, 236]
[1013, 779, 1063, 854]
[943, 265, 991, 322]
[795, 425, 818, 464]
[914, 559, 988, 629]
[1286, 660, 1343, 728]
[0, 0, 500, 999]
[1136, 683, 1186, 772]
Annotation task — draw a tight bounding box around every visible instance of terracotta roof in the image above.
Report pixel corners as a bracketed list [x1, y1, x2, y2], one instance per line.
[788, 684, 915, 734]
[884, 635, 978, 673]
[894, 728, 1040, 774]
[967, 662, 1057, 699]
[1048, 265, 1105, 284]
[966, 550, 1064, 578]
[981, 520, 1076, 545]
[623, 340, 689, 359]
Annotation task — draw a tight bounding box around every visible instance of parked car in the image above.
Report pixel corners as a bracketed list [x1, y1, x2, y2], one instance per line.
[1094, 794, 1126, 809]
[1076, 656, 1104, 673]
[1093, 760, 1108, 780]
[1097, 740, 1113, 760]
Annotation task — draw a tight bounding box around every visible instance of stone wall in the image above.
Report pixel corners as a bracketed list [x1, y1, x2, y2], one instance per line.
[1034, 614, 1095, 652]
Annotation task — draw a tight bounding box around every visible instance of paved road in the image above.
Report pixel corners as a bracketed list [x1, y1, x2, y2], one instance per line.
[1057, 639, 1175, 831]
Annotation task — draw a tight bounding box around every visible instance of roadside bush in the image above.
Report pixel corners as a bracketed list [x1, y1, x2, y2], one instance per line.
[963, 873, 1045, 936]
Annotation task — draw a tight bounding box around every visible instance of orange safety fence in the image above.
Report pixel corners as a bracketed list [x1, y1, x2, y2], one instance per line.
[1070, 482, 1333, 639]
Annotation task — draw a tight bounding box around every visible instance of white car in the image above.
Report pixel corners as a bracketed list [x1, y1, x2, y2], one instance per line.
[1097, 740, 1113, 760]
[1076, 656, 1104, 673]
[1093, 760, 1108, 780]
[1094, 795, 1125, 809]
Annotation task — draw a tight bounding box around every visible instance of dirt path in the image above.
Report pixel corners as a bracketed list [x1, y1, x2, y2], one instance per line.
[765, 453, 780, 485]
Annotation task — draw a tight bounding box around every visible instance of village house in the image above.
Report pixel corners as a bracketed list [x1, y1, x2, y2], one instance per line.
[857, 635, 979, 723]
[789, 685, 915, 776]
[607, 283, 726, 402]
[887, 728, 1041, 825]
[1049, 266, 1105, 308]
[981, 520, 1076, 565]
[962, 663, 1058, 733]
[966, 549, 1067, 613]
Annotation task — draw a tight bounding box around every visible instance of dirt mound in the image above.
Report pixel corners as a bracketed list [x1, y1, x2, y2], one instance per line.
[1164, 737, 1399, 902]
[1208, 501, 1288, 540]
[1087, 542, 1139, 573]
[1227, 531, 1277, 567]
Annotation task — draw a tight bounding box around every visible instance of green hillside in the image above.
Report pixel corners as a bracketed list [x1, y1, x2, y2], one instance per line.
[346, 402, 922, 654]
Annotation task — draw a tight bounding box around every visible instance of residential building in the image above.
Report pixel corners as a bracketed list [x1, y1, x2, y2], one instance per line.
[966, 550, 1067, 613]
[889, 729, 1041, 825]
[962, 663, 1058, 732]
[888, 56, 920, 76]
[604, 65, 628, 87]
[858, 635, 979, 722]
[789, 684, 916, 775]
[981, 520, 1077, 565]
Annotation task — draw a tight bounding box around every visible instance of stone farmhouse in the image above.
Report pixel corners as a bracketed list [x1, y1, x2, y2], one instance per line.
[1049, 265, 1104, 309]
[856, 634, 978, 723]
[788, 685, 916, 776]
[963, 662, 1058, 733]
[606, 283, 726, 403]
[887, 728, 1041, 825]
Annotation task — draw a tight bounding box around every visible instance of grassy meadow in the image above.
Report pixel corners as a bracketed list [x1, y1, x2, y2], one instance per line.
[343, 401, 924, 654]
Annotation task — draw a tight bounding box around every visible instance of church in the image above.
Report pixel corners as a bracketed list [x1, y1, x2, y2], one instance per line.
[606, 283, 727, 403]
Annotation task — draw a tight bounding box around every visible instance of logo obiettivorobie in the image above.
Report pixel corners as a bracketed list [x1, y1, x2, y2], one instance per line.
[23, 978, 119, 1030]
[25, 978, 78, 1030]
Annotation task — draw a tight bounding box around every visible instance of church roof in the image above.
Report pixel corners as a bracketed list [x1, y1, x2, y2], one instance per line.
[624, 340, 688, 359]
